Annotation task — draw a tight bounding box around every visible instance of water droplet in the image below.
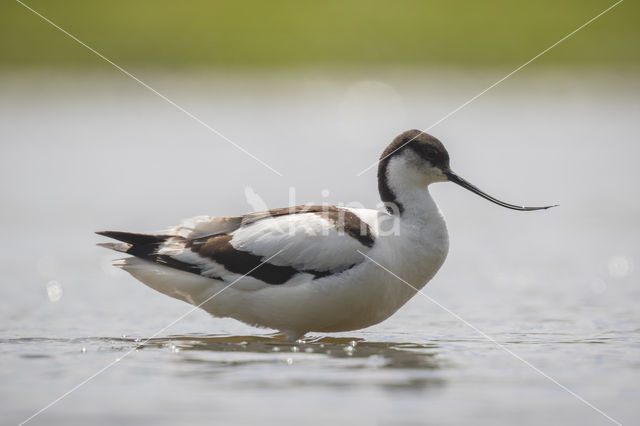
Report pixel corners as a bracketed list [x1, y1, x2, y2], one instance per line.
[321, 189, 330, 197]
[291, 346, 299, 353]
[344, 346, 355, 354]
[80, 347, 86, 353]
[46, 280, 63, 302]
[607, 255, 634, 278]
[349, 340, 357, 347]
[286, 358, 293, 365]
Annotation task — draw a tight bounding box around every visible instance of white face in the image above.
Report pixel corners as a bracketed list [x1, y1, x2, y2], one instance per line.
[391, 149, 449, 187]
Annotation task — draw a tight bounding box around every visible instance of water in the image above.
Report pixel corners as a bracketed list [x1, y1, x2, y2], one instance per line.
[1, 71, 639, 425]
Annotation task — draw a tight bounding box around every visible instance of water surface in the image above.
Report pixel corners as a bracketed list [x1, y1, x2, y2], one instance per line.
[0, 71, 638, 425]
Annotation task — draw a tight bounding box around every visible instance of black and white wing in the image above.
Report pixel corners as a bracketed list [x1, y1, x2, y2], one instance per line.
[98, 205, 381, 290]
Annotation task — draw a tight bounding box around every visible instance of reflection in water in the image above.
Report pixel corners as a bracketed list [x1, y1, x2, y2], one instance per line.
[0, 335, 443, 391]
[0, 335, 445, 390]
[113, 334, 442, 370]
[125, 334, 445, 390]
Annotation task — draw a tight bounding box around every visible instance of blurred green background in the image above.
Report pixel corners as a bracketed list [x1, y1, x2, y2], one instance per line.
[1, 0, 637, 69]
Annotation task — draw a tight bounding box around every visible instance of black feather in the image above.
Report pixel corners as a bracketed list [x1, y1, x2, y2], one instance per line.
[97, 230, 204, 275]
[95, 231, 169, 246]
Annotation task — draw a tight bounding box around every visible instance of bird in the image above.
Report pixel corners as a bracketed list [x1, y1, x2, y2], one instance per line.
[97, 129, 555, 341]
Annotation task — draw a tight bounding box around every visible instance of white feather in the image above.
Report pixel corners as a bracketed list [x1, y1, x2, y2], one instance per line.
[230, 213, 370, 271]
[169, 215, 242, 239]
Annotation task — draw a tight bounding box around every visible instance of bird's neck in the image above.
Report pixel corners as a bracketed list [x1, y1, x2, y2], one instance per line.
[378, 156, 441, 222]
[397, 187, 442, 226]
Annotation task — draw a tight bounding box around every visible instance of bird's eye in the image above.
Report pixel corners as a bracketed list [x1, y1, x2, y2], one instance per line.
[424, 149, 437, 160]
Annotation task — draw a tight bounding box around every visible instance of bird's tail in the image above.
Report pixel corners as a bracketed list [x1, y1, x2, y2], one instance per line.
[96, 231, 169, 256]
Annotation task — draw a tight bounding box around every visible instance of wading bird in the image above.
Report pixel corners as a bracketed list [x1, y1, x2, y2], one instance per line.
[98, 130, 554, 340]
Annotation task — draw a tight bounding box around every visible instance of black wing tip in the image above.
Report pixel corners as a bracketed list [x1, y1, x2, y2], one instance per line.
[97, 231, 204, 276]
[95, 230, 170, 245]
[96, 230, 130, 240]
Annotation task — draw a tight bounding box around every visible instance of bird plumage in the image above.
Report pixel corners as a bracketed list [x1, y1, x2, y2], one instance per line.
[98, 129, 553, 340]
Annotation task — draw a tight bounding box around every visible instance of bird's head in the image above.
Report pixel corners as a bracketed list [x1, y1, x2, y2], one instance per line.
[378, 129, 556, 214]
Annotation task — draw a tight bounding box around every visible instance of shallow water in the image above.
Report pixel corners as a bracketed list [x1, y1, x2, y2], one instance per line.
[1, 71, 639, 425]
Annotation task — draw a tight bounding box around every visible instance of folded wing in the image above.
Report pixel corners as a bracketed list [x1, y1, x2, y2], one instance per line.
[99, 205, 380, 288]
